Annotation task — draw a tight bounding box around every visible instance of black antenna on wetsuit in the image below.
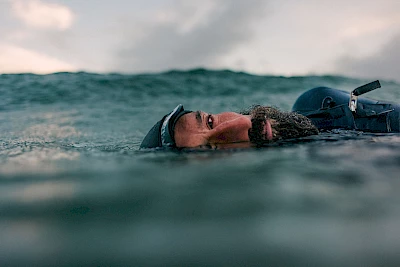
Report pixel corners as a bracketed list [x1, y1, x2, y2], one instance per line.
[349, 80, 381, 112]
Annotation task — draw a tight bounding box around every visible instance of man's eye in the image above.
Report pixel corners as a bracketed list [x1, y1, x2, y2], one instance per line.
[207, 114, 214, 129]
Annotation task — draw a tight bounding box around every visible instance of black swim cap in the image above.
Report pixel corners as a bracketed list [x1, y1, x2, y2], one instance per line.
[140, 104, 192, 149]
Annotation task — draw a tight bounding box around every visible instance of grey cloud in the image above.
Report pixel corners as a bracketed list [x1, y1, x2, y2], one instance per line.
[335, 34, 400, 82]
[114, 0, 268, 73]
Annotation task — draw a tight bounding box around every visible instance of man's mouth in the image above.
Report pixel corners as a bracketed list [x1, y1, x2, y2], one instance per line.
[247, 105, 319, 145]
[248, 115, 274, 144]
[263, 119, 273, 140]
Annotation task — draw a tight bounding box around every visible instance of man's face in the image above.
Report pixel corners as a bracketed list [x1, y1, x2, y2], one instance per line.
[173, 106, 318, 148]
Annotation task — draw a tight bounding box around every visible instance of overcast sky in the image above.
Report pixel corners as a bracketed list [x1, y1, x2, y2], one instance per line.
[1, 0, 400, 81]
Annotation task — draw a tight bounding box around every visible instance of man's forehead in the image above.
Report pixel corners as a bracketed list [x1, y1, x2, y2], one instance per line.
[194, 111, 203, 124]
[174, 111, 210, 147]
[177, 111, 203, 127]
[174, 111, 212, 139]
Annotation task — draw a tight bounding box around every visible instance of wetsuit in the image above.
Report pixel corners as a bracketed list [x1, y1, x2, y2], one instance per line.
[292, 83, 400, 133]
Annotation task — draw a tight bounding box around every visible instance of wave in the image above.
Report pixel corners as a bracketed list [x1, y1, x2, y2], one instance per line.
[0, 69, 398, 109]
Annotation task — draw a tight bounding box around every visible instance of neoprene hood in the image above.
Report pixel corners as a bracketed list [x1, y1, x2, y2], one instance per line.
[140, 104, 192, 149]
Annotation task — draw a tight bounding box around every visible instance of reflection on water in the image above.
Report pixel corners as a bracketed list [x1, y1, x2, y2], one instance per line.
[0, 220, 46, 259]
[1, 110, 81, 174]
[23, 124, 80, 140]
[9, 181, 76, 203]
[1, 147, 80, 174]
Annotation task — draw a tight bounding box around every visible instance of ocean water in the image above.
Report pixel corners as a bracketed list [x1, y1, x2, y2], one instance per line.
[1, 69, 400, 266]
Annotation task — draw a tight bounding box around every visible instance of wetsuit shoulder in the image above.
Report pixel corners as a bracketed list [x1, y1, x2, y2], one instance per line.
[292, 87, 400, 132]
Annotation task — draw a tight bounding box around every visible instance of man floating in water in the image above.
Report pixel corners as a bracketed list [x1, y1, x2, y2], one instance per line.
[140, 81, 400, 149]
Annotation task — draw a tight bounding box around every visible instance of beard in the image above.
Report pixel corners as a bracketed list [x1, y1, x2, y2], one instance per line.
[242, 105, 319, 146]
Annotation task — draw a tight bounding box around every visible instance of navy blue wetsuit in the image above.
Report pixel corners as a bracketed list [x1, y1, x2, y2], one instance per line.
[292, 87, 400, 133]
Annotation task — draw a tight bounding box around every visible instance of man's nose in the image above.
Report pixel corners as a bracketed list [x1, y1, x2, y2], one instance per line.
[207, 116, 252, 143]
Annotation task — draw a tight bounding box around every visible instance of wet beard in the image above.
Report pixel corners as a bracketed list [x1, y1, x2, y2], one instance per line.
[243, 106, 319, 145]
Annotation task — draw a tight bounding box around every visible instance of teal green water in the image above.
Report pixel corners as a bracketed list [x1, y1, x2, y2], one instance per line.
[1, 69, 400, 266]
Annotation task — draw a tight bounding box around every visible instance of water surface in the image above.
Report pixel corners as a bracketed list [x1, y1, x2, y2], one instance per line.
[1, 70, 400, 266]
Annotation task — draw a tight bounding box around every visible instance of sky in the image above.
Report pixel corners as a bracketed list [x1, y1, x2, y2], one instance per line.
[1, 0, 400, 81]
